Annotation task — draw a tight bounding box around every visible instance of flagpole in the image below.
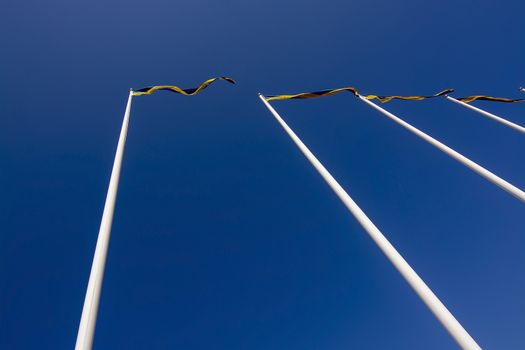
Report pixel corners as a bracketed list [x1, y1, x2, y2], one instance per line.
[446, 96, 525, 134]
[258, 94, 481, 350]
[359, 96, 525, 203]
[75, 90, 134, 350]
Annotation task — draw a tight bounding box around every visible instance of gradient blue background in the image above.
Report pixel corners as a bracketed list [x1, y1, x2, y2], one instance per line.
[1, 1, 524, 349]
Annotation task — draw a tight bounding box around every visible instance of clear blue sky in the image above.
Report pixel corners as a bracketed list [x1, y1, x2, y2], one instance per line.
[1, 0, 524, 349]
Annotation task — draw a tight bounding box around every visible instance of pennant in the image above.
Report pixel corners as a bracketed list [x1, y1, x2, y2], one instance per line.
[265, 87, 453, 103]
[133, 77, 235, 96]
[456, 95, 525, 103]
[265, 87, 359, 101]
[362, 89, 453, 103]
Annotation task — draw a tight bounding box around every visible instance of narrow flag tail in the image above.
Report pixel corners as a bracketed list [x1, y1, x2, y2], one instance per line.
[362, 89, 454, 103]
[132, 76, 236, 96]
[265, 87, 359, 101]
[456, 95, 525, 103]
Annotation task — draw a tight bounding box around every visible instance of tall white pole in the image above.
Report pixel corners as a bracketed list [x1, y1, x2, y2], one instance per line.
[258, 94, 481, 350]
[446, 96, 525, 134]
[75, 90, 134, 350]
[359, 96, 525, 203]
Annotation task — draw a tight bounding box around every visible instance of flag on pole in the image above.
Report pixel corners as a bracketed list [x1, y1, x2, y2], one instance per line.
[359, 96, 525, 202]
[76, 77, 235, 350]
[132, 76, 236, 96]
[446, 96, 525, 134]
[456, 95, 525, 103]
[265, 87, 453, 102]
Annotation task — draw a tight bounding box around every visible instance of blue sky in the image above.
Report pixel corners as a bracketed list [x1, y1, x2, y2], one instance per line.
[1, 0, 524, 349]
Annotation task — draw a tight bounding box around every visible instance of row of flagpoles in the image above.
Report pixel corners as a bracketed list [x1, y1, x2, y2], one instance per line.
[259, 93, 481, 349]
[76, 79, 524, 350]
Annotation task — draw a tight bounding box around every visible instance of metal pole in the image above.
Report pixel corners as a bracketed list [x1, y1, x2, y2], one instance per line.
[258, 94, 481, 350]
[359, 96, 525, 203]
[75, 90, 134, 350]
[446, 96, 525, 134]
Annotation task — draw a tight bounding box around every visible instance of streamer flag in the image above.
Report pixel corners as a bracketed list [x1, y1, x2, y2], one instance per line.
[265, 87, 359, 101]
[133, 77, 235, 96]
[265, 87, 453, 103]
[364, 89, 453, 103]
[457, 95, 525, 103]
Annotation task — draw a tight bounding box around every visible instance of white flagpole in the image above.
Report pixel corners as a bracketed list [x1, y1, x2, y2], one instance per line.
[359, 96, 525, 203]
[446, 96, 525, 134]
[258, 94, 481, 350]
[75, 90, 134, 350]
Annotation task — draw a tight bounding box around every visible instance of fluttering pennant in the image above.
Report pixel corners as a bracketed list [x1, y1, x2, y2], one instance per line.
[265, 87, 360, 101]
[265, 87, 454, 103]
[456, 95, 525, 103]
[132, 76, 235, 96]
[363, 89, 453, 103]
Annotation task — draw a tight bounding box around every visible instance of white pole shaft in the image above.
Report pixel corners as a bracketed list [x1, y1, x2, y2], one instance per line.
[446, 96, 525, 134]
[258, 94, 481, 350]
[359, 96, 525, 203]
[75, 90, 134, 350]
